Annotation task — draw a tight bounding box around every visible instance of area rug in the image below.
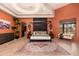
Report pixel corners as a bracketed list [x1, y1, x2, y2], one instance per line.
[15, 42, 71, 56]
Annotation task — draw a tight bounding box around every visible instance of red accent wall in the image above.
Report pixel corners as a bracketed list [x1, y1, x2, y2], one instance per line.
[0, 10, 14, 34]
[53, 3, 79, 42]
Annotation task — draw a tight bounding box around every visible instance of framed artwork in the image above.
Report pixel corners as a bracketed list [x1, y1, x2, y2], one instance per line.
[0, 19, 10, 29]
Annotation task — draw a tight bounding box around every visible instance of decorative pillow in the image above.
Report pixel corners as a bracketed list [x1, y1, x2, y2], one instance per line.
[32, 31, 47, 35]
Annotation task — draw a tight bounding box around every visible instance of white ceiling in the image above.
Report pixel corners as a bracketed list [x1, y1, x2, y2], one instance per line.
[0, 3, 69, 18]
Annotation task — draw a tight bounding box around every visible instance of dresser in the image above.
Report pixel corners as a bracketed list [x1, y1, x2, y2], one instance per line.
[0, 33, 14, 44]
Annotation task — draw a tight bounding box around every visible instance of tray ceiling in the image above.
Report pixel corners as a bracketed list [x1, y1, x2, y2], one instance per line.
[0, 3, 69, 18]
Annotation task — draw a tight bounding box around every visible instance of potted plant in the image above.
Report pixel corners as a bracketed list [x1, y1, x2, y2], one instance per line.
[49, 31, 54, 39]
[48, 21, 53, 38]
[13, 17, 20, 25]
[12, 17, 20, 39]
[12, 26, 17, 30]
[59, 33, 63, 39]
[15, 30, 20, 39]
[28, 24, 32, 31]
[49, 21, 52, 30]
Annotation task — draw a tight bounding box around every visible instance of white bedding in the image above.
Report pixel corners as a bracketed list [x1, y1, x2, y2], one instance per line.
[30, 31, 51, 40]
[30, 35, 51, 40]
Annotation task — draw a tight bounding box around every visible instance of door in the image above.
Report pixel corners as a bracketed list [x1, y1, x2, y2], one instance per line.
[21, 22, 26, 37]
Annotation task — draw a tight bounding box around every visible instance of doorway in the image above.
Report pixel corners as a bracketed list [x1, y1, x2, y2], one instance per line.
[21, 22, 26, 37]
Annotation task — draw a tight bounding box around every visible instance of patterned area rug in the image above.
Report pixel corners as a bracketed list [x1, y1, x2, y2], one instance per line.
[15, 42, 71, 56]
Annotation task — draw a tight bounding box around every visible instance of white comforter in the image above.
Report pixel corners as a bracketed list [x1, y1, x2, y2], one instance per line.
[30, 35, 51, 40]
